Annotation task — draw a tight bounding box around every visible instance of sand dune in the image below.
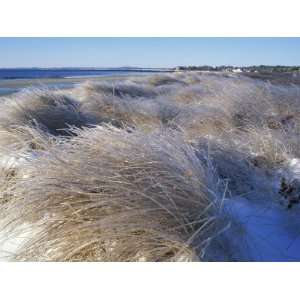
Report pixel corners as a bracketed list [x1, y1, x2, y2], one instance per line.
[0, 71, 300, 261]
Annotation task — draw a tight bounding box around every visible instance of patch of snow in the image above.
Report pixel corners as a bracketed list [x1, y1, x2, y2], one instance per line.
[0, 223, 39, 261]
[287, 158, 300, 180]
[207, 196, 300, 261]
[0, 155, 24, 170]
[0, 151, 40, 171]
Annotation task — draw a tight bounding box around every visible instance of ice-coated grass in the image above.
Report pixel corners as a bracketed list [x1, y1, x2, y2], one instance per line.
[0, 89, 87, 135]
[0, 125, 220, 261]
[1, 71, 300, 261]
[78, 80, 157, 100]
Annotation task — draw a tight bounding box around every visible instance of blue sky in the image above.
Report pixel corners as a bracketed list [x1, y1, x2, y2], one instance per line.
[0, 38, 299, 68]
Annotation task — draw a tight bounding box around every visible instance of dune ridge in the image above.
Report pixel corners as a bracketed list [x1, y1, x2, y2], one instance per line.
[1, 72, 300, 261]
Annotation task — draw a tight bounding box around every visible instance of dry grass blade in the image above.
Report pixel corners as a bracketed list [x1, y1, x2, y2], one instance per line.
[1, 125, 220, 261]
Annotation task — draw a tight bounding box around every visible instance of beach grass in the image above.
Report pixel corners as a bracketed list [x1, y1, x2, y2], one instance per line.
[1, 71, 300, 261]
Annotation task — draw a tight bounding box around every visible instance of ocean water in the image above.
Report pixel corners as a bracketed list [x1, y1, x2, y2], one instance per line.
[0, 68, 168, 80]
[0, 68, 170, 96]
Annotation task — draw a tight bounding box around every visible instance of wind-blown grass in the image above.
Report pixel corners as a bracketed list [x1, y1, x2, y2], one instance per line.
[1, 71, 300, 261]
[0, 89, 87, 135]
[0, 126, 220, 261]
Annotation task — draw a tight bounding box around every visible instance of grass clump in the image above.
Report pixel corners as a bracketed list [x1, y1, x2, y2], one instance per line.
[0, 126, 220, 261]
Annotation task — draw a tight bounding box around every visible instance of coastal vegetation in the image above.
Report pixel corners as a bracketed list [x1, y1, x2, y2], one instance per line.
[1, 71, 300, 261]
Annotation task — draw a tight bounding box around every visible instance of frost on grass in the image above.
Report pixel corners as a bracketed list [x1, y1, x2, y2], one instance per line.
[77, 80, 157, 100]
[0, 126, 220, 261]
[1, 72, 300, 261]
[0, 89, 87, 135]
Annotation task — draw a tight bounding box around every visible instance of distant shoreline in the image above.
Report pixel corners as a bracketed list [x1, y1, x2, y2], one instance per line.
[0, 73, 158, 97]
[0, 67, 174, 96]
[1, 70, 299, 97]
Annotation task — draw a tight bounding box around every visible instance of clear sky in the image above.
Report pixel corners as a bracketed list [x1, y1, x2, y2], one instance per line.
[0, 38, 299, 68]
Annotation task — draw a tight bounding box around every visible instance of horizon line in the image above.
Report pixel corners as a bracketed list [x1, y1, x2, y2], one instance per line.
[0, 64, 300, 69]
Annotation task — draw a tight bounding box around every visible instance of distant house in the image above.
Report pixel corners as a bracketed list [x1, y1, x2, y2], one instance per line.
[232, 68, 242, 73]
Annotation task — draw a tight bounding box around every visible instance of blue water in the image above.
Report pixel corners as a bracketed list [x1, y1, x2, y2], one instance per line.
[0, 68, 171, 96]
[0, 68, 169, 80]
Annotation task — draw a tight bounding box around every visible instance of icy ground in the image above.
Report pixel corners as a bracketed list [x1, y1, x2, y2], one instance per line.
[206, 157, 300, 261]
[207, 196, 300, 261]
